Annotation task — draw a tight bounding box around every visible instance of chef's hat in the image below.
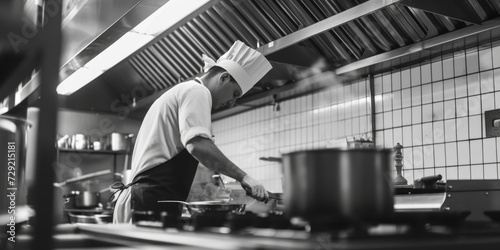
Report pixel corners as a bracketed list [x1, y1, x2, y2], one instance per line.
[202, 40, 272, 95]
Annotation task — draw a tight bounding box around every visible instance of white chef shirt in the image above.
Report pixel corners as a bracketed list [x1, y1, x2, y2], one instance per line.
[113, 78, 213, 223]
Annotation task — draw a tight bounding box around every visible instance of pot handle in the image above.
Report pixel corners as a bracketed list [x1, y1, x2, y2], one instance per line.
[259, 157, 282, 163]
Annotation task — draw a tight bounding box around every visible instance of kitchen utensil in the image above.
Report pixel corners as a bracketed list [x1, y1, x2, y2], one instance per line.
[227, 189, 282, 214]
[413, 175, 443, 189]
[93, 141, 101, 150]
[158, 200, 246, 215]
[110, 133, 134, 151]
[54, 169, 112, 187]
[268, 193, 282, 201]
[68, 213, 97, 224]
[66, 191, 100, 208]
[282, 148, 394, 224]
[67, 212, 112, 224]
[73, 134, 88, 150]
[259, 157, 282, 163]
[57, 135, 69, 149]
[94, 214, 113, 224]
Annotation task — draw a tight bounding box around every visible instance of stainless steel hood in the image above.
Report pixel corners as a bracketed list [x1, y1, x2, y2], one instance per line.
[36, 0, 500, 119]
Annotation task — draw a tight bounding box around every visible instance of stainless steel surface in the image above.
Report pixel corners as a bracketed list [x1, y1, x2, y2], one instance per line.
[257, 0, 401, 56]
[6, 0, 500, 118]
[75, 191, 100, 208]
[78, 224, 314, 250]
[394, 193, 445, 211]
[394, 180, 500, 221]
[67, 191, 101, 208]
[158, 200, 246, 215]
[227, 189, 281, 214]
[400, 0, 483, 24]
[59, 0, 142, 68]
[109, 133, 133, 151]
[75, 222, 500, 250]
[282, 148, 394, 223]
[442, 180, 500, 221]
[68, 213, 98, 224]
[335, 18, 500, 75]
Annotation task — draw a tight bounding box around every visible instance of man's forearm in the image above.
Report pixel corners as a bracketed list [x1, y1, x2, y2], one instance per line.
[186, 137, 247, 181]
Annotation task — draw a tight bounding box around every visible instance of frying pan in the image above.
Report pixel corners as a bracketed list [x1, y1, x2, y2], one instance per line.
[158, 200, 246, 215]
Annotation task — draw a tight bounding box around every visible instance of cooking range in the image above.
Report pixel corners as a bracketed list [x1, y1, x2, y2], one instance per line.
[121, 179, 500, 250]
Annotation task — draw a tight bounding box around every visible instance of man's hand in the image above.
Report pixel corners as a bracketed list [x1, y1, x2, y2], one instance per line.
[240, 175, 269, 203]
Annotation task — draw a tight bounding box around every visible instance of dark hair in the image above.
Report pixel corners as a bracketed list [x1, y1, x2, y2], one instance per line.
[205, 66, 236, 82]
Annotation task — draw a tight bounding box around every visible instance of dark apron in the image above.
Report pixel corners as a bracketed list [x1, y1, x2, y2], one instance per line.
[112, 149, 198, 220]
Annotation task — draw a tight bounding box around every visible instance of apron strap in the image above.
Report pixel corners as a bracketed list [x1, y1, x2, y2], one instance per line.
[109, 149, 199, 203]
[108, 179, 140, 202]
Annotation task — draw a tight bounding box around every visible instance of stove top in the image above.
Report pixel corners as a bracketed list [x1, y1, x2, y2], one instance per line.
[134, 208, 500, 238]
[126, 209, 500, 250]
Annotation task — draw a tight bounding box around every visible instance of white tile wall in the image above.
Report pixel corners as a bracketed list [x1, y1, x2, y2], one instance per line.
[374, 41, 500, 181]
[213, 39, 500, 190]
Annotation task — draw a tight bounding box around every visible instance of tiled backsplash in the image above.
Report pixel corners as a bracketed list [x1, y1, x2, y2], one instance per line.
[213, 40, 500, 192]
[213, 79, 373, 192]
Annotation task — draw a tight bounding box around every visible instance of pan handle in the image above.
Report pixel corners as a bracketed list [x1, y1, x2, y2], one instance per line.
[158, 200, 190, 206]
[244, 190, 283, 201]
[268, 193, 282, 201]
[158, 200, 194, 215]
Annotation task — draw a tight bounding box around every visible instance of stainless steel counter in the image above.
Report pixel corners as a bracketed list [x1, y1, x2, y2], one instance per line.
[12, 221, 500, 250]
[78, 224, 314, 250]
[71, 223, 500, 250]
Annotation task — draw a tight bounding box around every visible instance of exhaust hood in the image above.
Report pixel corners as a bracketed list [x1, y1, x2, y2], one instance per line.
[16, 0, 500, 119]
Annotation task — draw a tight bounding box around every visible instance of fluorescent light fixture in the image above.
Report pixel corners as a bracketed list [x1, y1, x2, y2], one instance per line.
[133, 0, 210, 36]
[56, 67, 103, 95]
[57, 0, 210, 95]
[84, 32, 154, 71]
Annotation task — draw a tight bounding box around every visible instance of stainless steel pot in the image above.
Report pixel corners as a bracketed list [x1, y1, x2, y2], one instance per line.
[66, 191, 100, 208]
[67, 213, 112, 224]
[282, 148, 394, 224]
[109, 133, 133, 151]
[68, 213, 97, 224]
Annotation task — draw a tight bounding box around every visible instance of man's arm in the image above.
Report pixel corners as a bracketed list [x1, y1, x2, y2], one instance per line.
[186, 136, 268, 202]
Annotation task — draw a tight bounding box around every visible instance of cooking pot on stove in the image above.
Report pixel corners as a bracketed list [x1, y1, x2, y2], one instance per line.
[281, 148, 394, 224]
[68, 212, 113, 224]
[65, 191, 100, 208]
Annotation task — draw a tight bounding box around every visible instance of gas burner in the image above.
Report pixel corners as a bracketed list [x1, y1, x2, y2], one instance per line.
[225, 212, 259, 231]
[189, 212, 227, 229]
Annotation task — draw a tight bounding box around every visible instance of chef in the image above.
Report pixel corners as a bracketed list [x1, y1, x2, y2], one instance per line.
[113, 41, 272, 223]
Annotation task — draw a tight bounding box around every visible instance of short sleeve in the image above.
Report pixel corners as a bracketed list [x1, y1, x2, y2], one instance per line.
[177, 84, 213, 146]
